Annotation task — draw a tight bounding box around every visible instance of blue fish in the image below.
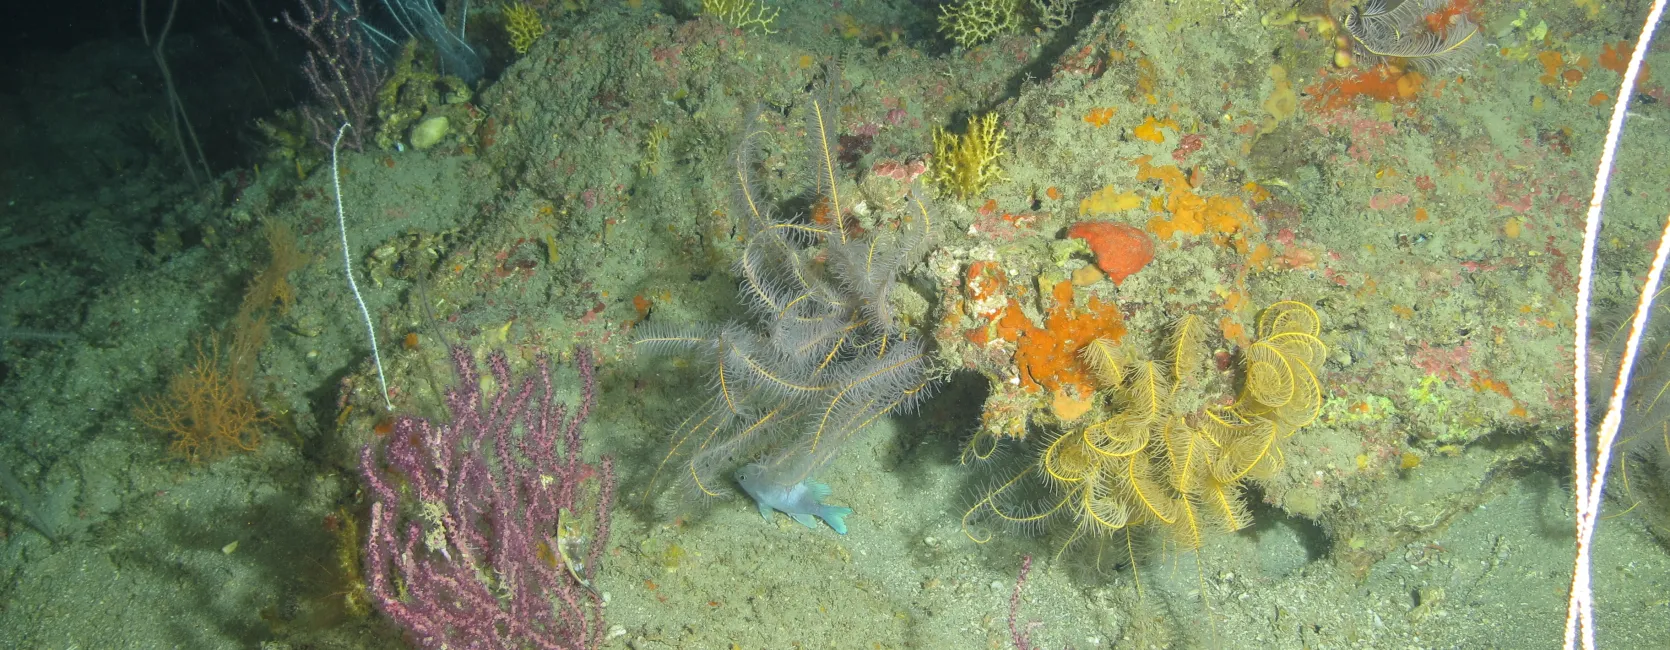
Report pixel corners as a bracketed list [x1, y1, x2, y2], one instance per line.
[735, 463, 853, 534]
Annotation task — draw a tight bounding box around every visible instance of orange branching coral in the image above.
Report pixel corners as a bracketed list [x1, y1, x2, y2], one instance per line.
[242, 220, 311, 317]
[1136, 156, 1256, 245]
[137, 220, 305, 462]
[135, 335, 268, 462]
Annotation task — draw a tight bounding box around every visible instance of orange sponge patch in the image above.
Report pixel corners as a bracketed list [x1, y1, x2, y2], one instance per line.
[1135, 156, 1256, 243]
[1308, 65, 1422, 112]
[1084, 107, 1118, 127]
[1079, 186, 1144, 216]
[996, 282, 1127, 398]
[1133, 116, 1179, 143]
[962, 260, 1010, 321]
[1066, 221, 1155, 285]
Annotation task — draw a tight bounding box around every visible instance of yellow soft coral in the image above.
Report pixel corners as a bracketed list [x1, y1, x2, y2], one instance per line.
[702, 0, 780, 34]
[930, 113, 1007, 201]
[504, 2, 546, 55]
[938, 0, 1021, 48]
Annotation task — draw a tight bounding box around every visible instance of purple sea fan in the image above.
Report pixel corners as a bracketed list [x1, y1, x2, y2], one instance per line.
[360, 346, 615, 650]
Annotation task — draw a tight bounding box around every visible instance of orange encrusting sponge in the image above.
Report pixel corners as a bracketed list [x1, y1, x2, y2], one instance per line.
[1306, 65, 1423, 112]
[1066, 221, 1155, 285]
[997, 281, 1126, 401]
[1135, 156, 1256, 245]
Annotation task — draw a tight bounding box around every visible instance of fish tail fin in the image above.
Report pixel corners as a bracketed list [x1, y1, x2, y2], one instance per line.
[820, 505, 854, 535]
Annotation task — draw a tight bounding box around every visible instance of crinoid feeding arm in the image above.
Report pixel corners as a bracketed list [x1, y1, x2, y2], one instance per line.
[634, 62, 941, 524]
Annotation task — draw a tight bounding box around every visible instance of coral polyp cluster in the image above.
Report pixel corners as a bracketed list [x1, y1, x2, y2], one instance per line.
[964, 302, 1326, 552]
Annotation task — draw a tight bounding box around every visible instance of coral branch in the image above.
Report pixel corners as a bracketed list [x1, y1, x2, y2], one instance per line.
[134, 334, 268, 462]
[360, 346, 615, 649]
[1008, 555, 1043, 650]
[284, 0, 383, 151]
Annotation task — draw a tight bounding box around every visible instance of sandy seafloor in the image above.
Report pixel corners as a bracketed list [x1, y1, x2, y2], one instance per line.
[2, 0, 1669, 648]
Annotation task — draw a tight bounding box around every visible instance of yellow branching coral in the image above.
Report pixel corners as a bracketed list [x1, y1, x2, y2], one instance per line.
[702, 0, 779, 34]
[930, 112, 1007, 201]
[637, 121, 670, 177]
[938, 0, 1021, 48]
[504, 2, 546, 55]
[964, 302, 1326, 556]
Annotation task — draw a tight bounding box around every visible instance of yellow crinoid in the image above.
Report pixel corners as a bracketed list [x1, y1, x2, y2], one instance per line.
[963, 301, 1325, 554]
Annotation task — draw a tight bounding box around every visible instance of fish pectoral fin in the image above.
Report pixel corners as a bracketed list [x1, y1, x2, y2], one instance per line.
[789, 513, 820, 529]
[756, 501, 776, 521]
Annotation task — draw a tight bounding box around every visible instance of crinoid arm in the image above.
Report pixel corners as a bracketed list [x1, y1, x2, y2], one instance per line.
[1081, 473, 1134, 534]
[962, 465, 1072, 543]
[1164, 314, 1208, 386]
[1236, 302, 1327, 429]
[729, 106, 777, 234]
[1205, 480, 1254, 533]
[1343, 0, 1483, 74]
[804, 337, 935, 462]
[824, 186, 939, 339]
[1258, 300, 1322, 338]
[803, 62, 849, 243]
[986, 301, 1326, 561]
[1117, 361, 1171, 429]
[1081, 413, 1149, 459]
[712, 323, 823, 408]
[1081, 338, 1127, 387]
[638, 59, 941, 520]
[668, 396, 806, 502]
[643, 395, 737, 501]
[1124, 452, 1179, 525]
[1240, 340, 1299, 412]
[633, 322, 724, 359]
[1041, 427, 1097, 484]
[1210, 418, 1281, 483]
[900, 184, 938, 257]
[1161, 416, 1214, 494]
[735, 210, 839, 321]
[825, 233, 904, 334]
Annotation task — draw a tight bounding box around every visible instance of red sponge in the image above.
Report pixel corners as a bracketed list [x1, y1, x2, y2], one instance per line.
[1066, 221, 1155, 285]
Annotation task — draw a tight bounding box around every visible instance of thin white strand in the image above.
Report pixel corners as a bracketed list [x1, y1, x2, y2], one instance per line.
[1565, 2, 1665, 648]
[333, 122, 393, 412]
